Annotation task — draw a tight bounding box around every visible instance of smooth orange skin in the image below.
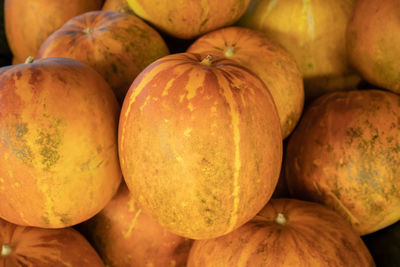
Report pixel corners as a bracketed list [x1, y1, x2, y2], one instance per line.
[0, 57, 121, 228]
[188, 198, 375, 267]
[78, 183, 193, 267]
[347, 0, 400, 93]
[0, 218, 105, 266]
[188, 26, 304, 139]
[37, 11, 169, 104]
[119, 52, 282, 239]
[238, 0, 360, 101]
[102, 0, 134, 14]
[4, 0, 103, 64]
[285, 90, 400, 235]
[126, 0, 250, 39]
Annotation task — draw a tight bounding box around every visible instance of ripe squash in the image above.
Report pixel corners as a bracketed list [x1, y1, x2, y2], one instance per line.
[0, 57, 121, 228]
[347, 0, 400, 93]
[126, 0, 250, 39]
[187, 198, 375, 267]
[188, 26, 304, 139]
[284, 89, 400, 235]
[77, 183, 193, 267]
[119, 52, 282, 239]
[0, 217, 105, 266]
[4, 0, 103, 64]
[37, 11, 169, 103]
[102, 0, 134, 14]
[238, 0, 360, 101]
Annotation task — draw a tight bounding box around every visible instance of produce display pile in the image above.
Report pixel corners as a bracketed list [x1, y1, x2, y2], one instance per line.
[0, 0, 399, 266]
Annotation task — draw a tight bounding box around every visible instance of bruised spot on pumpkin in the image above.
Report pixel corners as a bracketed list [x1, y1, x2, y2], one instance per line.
[28, 68, 43, 86]
[3, 123, 34, 164]
[345, 127, 363, 146]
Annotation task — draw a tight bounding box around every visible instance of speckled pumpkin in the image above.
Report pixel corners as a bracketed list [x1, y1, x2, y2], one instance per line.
[126, 0, 250, 39]
[238, 0, 360, 101]
[347, 0, 400, 93]
[0, 218, 105, 266]
[37, 11, 169, 103]
[0, 57, 121, 228]
[188, 26, 304, 139]
[187, 198, 375, 267]
[285, 89, 400, 235]
[4, 0, 103, 64]
[119, 52, 282, 239]
[77, 183, 193, 267]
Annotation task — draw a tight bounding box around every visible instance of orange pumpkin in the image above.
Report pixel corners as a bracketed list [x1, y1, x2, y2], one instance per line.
[188, 26, 304, 139]
[238, 0, 360, 101]
[4, 0, 103, 64]
[77, 183, 193, 267]
[0, 57, 121, 228]
[126, 0, 250, 39]
[285, 89, 400, 235]
[37, 11, 169, 103]
[347, 0, 400, 93]
[102, 0, 134, 14]
[0, 217, 105, 266]
[187, 198, 375, 266]
[119, 53, 282, 239]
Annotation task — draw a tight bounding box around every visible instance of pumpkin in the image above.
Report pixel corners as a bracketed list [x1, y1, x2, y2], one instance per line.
[187, 26, 304, 139]
[284, 89, 400, 235]
[237, 0, 360, 101]
[125, 0, 250, 39]
[0, 217, 105, 266]
[119, 52, 282, 239]
[346, 0, 400, 93]
[187, 198, 375, 267]
[102, 0, 134, 14]
[4, 0, 103, 64]
[0, 57, 121, 228]
[37, 11, 169, 103]
[77, 183, 193, 267]
[362, 220, 400, 267]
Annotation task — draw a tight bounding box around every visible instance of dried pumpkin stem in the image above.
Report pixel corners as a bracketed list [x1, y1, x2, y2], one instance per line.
[224, 46, 235, 58]
[24, 56, 34, 64]
[1, 243, 12, 256]
[200, 55, 213, 67]
[275, 213, 287, 225]
[83, 27, 93, 34]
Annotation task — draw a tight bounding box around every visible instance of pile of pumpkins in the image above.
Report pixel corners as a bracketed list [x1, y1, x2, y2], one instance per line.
[0, 0, 399, 266]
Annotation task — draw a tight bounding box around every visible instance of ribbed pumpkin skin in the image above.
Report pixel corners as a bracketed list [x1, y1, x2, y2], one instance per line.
[37, 11, 169, 103]
[187, 198, 375, 267]
[238, 0, 360, 100]
[4, 0, 103, 64]
[102, 0, 134, 14]
[285, 90, 400, 235]
[119, 52, 282, 240]
[0, 58, 121, 228]
[126, 0, 250, 39]
[78, 183, 193, 267]
[0, 218, 105, 266]
[347, 0, 400, 93]
[188, 26, 304, 139]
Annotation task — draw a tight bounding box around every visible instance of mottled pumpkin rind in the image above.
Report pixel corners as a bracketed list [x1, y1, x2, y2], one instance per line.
[0, 57, 122, 228]
[285, 89, 400, 235]
[0, 218, 105, 266]
[187, 26, 304, 139]
[187, 198, 375, 267]
[77, 183, 193, 267]
[119, 52, 282, 240]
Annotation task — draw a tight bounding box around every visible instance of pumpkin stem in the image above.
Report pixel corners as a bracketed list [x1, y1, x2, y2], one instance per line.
[24, 56, 34, 64]
[224, 46, 235, 58]
[83, 27, 93, 34]
[200, 55, 213, 67]
[1, 243, 12, 256]
[275, 213, 287, 225]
